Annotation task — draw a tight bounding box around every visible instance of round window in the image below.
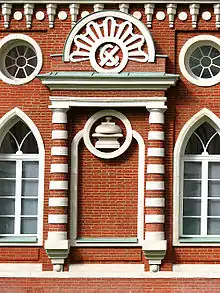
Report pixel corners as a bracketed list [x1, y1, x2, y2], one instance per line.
[0, 34, 43, 85]
[179, 35, 220, 87]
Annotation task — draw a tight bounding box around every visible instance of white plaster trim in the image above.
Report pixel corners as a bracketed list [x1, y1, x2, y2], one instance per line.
[49, 180, 68, 190]
[51, 163, 68, 173]
[148, 131, 164, 141]
[63, 11, 155, 63]
[49, 197, 68, 207]
[48, 214, 67, 224]
[52, 130, 68, 139]
[173, 108, 220, 246]
[47, 231, 67, 241]
[0, 263, 42, 273]
[49, 96, 167, 110]
[146, 181, 164, 190]
[145, 198, 165, 207]
[145, 214, 165, 223]
[145, 232, 164, 241]
[147, 148, 164, 157]
[148, 109, 165, 124]
[70, 129, 145, 246]
[0, 34, 43, 85]
[173, 264, 220, 273]
[0, 107, 44, 246]
[52, 109, 67, 123]
[83, 110, 132, 159]
[51, 146, 68, 156]
[147, 164, 164, 174]
[179, 35, 220, 87]
[2, 265, 220, 278]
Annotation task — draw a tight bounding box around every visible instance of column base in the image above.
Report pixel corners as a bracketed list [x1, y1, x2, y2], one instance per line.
[45, 232, 70, 272]
[142, 240, 167, 272]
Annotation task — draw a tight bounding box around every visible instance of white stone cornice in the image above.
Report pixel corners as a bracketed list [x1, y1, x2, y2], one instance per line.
[189, 3, 200, 28]
[69, 3, 79, 27]
[49, 96, 167, 109]
[214, 4, 220, 29]
[24, 3, 34, 28]
[119, 3, 129, 13]
[94, 3, 104, 12]
[47, 3, 57, 28]
[1, 1, 217, 3]
[166, 3, 177, 28]
[144, 4, 154, 28]
[2, 3, 12, 28]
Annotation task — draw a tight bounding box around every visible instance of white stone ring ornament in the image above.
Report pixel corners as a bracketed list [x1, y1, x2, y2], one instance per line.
[83, 110, 133, 159]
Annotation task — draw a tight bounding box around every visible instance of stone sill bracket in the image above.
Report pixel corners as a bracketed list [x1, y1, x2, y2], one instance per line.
[45, 238, 70, 272]
[142, 240, 167, 273]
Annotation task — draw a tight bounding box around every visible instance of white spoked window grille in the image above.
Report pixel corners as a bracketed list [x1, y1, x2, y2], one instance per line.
[182, 122, 220, 237]
[0, 120, 40, 239]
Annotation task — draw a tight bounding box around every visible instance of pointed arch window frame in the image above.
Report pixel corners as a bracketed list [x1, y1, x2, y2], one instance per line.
[0, 108, 44, 246]
[173, 108, 220, 246]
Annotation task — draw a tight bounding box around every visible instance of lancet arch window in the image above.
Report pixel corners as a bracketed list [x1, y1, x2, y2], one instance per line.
[0, 114, 44, 244]
[181, 122, 220, 239]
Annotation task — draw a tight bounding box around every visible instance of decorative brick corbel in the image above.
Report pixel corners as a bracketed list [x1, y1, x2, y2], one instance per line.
[2, 3, 12, 28]
[24, 4, 34, 29]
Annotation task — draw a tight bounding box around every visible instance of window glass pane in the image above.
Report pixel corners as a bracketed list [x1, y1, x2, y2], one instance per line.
[184, 180, 201, 197]
[0, 180, 15, 196]
[207, 134, 220, 154]
[184, 162, 201, 179]
[185, 134, 203, 154]
[0, 133, 17, 153]
[21, 199, 38, 215]
[0, 199, 15, 215]
[21, 133, 38, 154]
[208, 219, 220, 235]
[209, 163, 220, 179]
[183, 218, 200, 235]
[208, 199, 220, 216]
[22, 180, 38, 196]
[183, 199, 201, 216]
[195, 123, 216, 145]
[208, 181, 220, 197]
[0, 162, 16, 178]
[10, 121, 30, 145]
[0, 217, 14, 234]
[22, 162, 39, 178]
[21, 218, 37, 234]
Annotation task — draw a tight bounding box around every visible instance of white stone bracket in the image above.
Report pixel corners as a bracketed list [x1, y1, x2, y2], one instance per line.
[142, 240, 167, 273]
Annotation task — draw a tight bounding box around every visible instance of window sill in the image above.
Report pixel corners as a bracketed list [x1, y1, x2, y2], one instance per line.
[0, 236, 38, 243]
[76, 237, 138, 243]
[175, 237, 220, 246]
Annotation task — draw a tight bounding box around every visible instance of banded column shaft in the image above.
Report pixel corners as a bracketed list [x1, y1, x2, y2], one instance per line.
[45, 108, 69, 272]
[143, 107, 167, 273]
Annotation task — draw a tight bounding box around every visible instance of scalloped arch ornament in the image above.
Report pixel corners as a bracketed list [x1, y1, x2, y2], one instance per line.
[63, 11, 155, 73]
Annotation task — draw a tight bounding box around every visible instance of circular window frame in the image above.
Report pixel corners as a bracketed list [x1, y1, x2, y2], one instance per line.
[0, 34, 43, 85]
[179, 35, 220, 87]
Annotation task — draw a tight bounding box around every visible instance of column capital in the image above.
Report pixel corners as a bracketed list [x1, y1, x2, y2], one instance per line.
[51, 108, 68, 124]
[146, 108, 166, 124]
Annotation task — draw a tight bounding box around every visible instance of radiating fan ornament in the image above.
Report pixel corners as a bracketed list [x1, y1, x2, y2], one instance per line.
[69, 16, 149, 73]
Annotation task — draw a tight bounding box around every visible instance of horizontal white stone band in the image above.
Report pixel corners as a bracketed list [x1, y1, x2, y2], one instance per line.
[173, 264, 220, 273]
[148, 131, 164, 141]
[51, 164, 68, 173]
[149, 111, 164, 124]
[52, 111, 67, 124]
[0, 263, 42, 273]
[49, 181, 68, 190]
[51, 146, 68, 156]
[145, 198, 165, 207]
[52, 130, 68, 140]
[47, 231, 67, 241]
[148, 148, 164, 157]
[145, 214, 165, 223]
[48, 214, 67, 224]
[146, 181, 164, 190]
[147, 164, 164, 174]
[49, 197, 68, 207]
[145, 231, 164, 241]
